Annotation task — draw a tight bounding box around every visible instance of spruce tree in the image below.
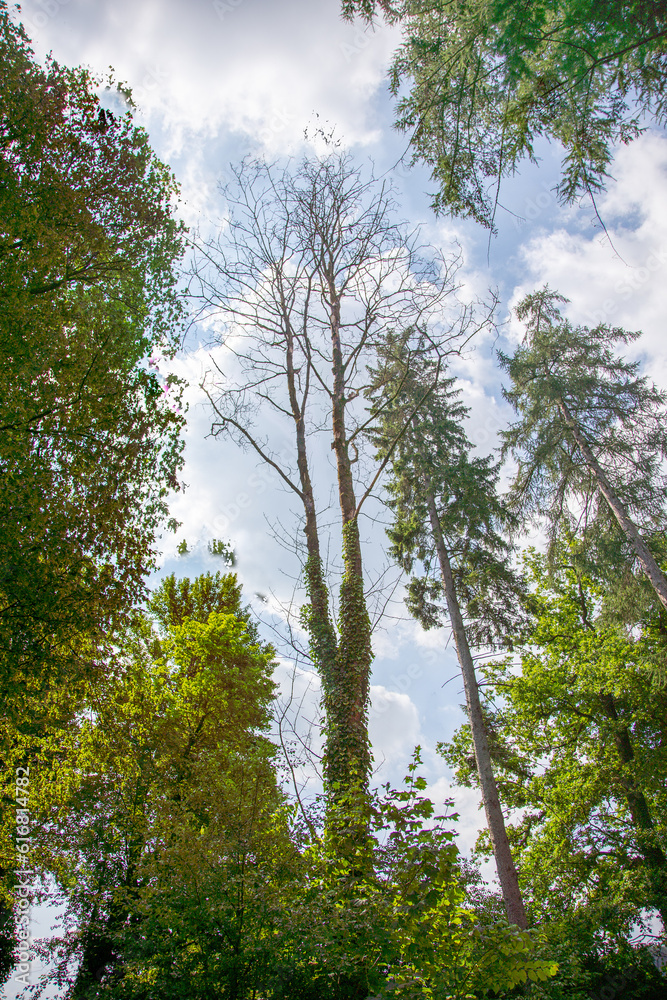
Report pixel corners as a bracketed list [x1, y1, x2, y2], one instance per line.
[368, 331, 529, 928]
[500, 288, 667, 612]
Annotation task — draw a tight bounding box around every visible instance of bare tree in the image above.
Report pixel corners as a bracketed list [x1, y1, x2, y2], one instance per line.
[189, 153, 478, 843]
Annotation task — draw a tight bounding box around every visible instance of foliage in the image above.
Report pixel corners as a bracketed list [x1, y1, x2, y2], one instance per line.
[30, 573, 285, 1000]
[322, 518, 374, 841]
[0, 9, 187, 982]
[208, 538, 236, 564]
[9, 3, 667, 990]
[368, 329, 527, 647]
[0, 2, 186, 714]
[442, 552, 667, 937]
[270, 752, 556, 999]
[28, 614, 559, 1000]
[494, 930, 667, 1000]
[344, 0, 667, 229]
[366, 329, 530, 927]
[499, 288, 667, 581]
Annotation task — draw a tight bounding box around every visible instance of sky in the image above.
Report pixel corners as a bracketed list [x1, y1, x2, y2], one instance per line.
[9, 0, 667, 994]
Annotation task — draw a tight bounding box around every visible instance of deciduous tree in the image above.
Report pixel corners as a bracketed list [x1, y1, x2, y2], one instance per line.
[444, 554, 667, 940]
[0, 4, 186, 712]
[34, 572, 285, 1000]
[0, 8, 186, 980]
[191, 154, 470, 849]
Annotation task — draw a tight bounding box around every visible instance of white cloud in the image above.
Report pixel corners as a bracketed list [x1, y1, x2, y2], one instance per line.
[267, 665, 424, 798]
[513, 132, 667, 387]
[426, 777, 486, 857]
[369, 685, 421, 773]
[22, 0, 400, 157]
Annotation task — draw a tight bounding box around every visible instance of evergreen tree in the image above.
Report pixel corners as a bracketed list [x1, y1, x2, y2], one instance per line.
[343, 0, 667, 230]
[500, 287, 667, 611]
[368, 331, 529, 928]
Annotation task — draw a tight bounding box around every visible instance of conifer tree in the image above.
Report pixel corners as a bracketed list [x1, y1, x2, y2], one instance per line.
[343, 0, 667, 230]
[500, 288, 667, 612]
[368, 331, 529, 928]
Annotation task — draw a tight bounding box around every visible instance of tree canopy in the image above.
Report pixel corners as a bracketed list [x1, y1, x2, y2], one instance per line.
[0, 8, 187, 980]
[32, 572, 284, 1000]
[500, 288, 667, 611]
[343, 0, 667, 229]
[0, 3, 186, 711]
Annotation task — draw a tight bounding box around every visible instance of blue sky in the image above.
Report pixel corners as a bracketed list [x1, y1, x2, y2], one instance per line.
[10, 1, 667, 991]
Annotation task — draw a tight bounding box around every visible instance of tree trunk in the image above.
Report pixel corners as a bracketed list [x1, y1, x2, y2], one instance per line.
[557, 398, 667, 612]
[72, 903, 123, 997]
[72, 842, 144, 997]
[284, 327, 340, 779]
[599, 692, 667, 929]
[425, 482, 528, 929]
[325, 280, 372, 803]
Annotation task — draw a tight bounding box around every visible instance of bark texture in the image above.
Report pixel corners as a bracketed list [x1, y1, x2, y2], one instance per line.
[425, 483, 528, 929]
[323, 275, 372, 801]
[599, 691, 667, 929]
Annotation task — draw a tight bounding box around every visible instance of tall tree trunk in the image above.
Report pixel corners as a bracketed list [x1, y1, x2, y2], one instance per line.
[599, 692, 667, 929]
[557, 398, 667, 612]
[325, 280, 372, 803]
[284, 328, 340, 780]
[425, 481, 528, 929]
[317, 280, 374, 1000]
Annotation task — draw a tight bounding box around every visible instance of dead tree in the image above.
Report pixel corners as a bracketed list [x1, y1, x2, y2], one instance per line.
[190, 153, 476, 844]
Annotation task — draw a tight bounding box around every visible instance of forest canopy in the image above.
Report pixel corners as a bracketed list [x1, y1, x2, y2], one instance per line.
[343, 0, 667, 228]
[3, 1, 667, 998]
